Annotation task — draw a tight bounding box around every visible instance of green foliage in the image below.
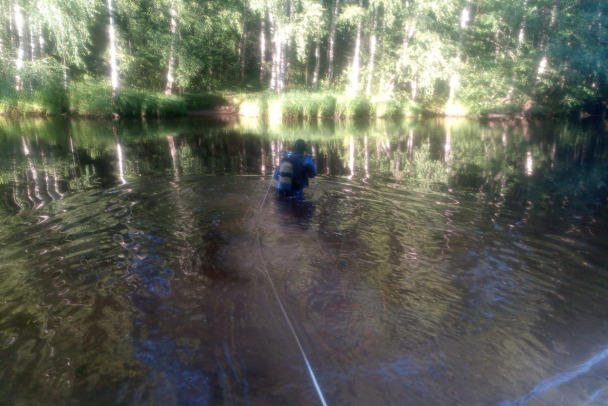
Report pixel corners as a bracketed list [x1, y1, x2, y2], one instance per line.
[145, 93, 188, 117]
[68, 78, 114, 116]
[68, 78, 188, 117]
[0, 58, 69, 116]
[235, 91, 338, 119]
[318, 94, 338, 118]
[235, 92, 269, 117]
[373, 98, 419, 118]
[0, 0, 607, 118]
[336, 95, 372, 118]
[182, 93, 229, 110]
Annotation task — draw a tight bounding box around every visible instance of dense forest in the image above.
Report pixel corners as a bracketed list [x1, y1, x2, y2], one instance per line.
[0, 0, 607, 117]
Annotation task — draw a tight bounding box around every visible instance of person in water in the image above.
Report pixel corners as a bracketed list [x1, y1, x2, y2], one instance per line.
[274, 139, 317, 198]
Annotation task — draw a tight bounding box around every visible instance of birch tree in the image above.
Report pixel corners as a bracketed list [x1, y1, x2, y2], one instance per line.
[345, 0, 364, 97]
[107, 0, 119, 97]
[13, 2, 24, 91]
[311, 0, 323, 90]
[164, 0, 178, 95]
[327, 0, 339, 83]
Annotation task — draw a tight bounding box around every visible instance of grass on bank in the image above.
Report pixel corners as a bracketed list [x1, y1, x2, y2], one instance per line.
[3, 74, 602, 119]
[234, 91, 422, 120]
[0, 77, 231, 118]
[69, 79, 226, 118]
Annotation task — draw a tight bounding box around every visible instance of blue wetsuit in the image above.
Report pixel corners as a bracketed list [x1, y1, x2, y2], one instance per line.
[273, 153, 317, 198]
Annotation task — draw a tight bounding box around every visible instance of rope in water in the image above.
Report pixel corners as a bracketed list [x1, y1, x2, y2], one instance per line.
[255, 176, 329, 406]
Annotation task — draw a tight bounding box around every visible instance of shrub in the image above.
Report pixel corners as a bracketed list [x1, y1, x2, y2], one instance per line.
[68, 78, 114, 116]
[155, 94, 187, 117]
[318, 93, 337, 118]
[237, 92, 268, 117]
[374, 99, 404, 118]
[336, 95, 372, 118]
[182, 93, 228, 110]
[115, 89, 144, 117]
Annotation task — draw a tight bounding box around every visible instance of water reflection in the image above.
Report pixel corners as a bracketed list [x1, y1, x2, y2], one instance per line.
[0, 117, 607, 405]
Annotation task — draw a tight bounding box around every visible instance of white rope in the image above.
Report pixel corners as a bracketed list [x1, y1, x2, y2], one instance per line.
[256, 176, 329, 406]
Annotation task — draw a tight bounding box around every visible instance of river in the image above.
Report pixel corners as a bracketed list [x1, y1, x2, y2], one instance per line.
[1, 116, 607, 405]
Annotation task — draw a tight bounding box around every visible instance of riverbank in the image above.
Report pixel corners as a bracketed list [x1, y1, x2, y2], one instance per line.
[1, 82, 605, 120]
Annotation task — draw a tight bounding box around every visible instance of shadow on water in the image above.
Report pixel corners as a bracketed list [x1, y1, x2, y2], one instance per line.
[0, 116, 607, 405]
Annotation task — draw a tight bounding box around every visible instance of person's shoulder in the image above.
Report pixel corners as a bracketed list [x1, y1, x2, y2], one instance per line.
[303, 155, 315, 165]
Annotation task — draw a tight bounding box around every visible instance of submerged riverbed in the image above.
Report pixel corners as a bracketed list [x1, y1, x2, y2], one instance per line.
[1, 117, 607, 405]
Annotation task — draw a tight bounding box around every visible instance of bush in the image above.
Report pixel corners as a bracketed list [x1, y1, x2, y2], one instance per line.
[318, 94, 337, 118]
[374, 99, 404, 118]
[69, 79, 188, 118]
[115, 89, 144, 117]
[280, 93, 304, 120]
[182, 93, 228, 110]
[68, 78, 114, 116]
[336, 95, 372, 118]
[237, 92, 268, 117]
[0, 59, 69, 116]
[155, 94, 187, 117]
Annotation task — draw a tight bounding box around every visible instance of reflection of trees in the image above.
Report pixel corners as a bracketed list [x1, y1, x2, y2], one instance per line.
[2, 117, 604, 219]
[1, 116, 607, 404]
[0, 187, 140, 404]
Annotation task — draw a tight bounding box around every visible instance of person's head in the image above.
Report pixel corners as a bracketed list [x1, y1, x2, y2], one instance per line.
[294, 139, 307, 154]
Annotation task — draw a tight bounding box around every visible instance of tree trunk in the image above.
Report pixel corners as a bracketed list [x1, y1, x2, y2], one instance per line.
[14, 3, 24, 91]
[269, 13, 279, 90]
[516, 0, 527, 55]
[269, 5, 287, 93]
[311, 0, 323, 90]
[29, 26, 35, 63]
[239, 0, 247, 81]
[347, 0, 363, 97]
[281, 0, 291, 89]
[165, 2, 177, 95]
[38, 22, 45, 58]
[385, 20, 416, 95]
[366, 5, 378, 96]
[269, 16, 285, 91]
[327, 0, 339, 83]
[107, 0, 119, 98]
[260, 13, 266, 82]
[62, 56, 68, 90]
[524, 2, 556, 110]
[494, 17, 502, 63]
[447, 5, 470, 110]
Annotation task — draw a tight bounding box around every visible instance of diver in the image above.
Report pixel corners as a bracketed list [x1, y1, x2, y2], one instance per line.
[274, 139, 317, 199]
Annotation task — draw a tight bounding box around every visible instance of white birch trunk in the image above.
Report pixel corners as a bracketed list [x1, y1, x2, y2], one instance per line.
[62, 57, 68, 90]
[281, 0, 290, 89]
[107, 0, 119, 97]
[411, 78, 417, 100]
[269, 9, 285, 93]
[260, 16, 266, 82]
[312, 38, 321, 89]
[14, 3, 24, 91]
[385, 20, 415, 96]
[494, 17, 502, 63]
[269, 12, 276, 89]
[327, 0, 339, 83]
[366, 5, 378, 96]
[165, 3, 177, 95]
[269, 15, 278, 90]
[29, 26, 35, 62]
[516, 0, 528, 55]
[347, 0, 363, 97]
[38, 22, 45, 58]
[239, 1, 247, 81]
[311, 0, 323, 90]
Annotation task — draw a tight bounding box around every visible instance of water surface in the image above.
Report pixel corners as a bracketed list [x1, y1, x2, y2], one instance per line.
[1, 117, 607, 405]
